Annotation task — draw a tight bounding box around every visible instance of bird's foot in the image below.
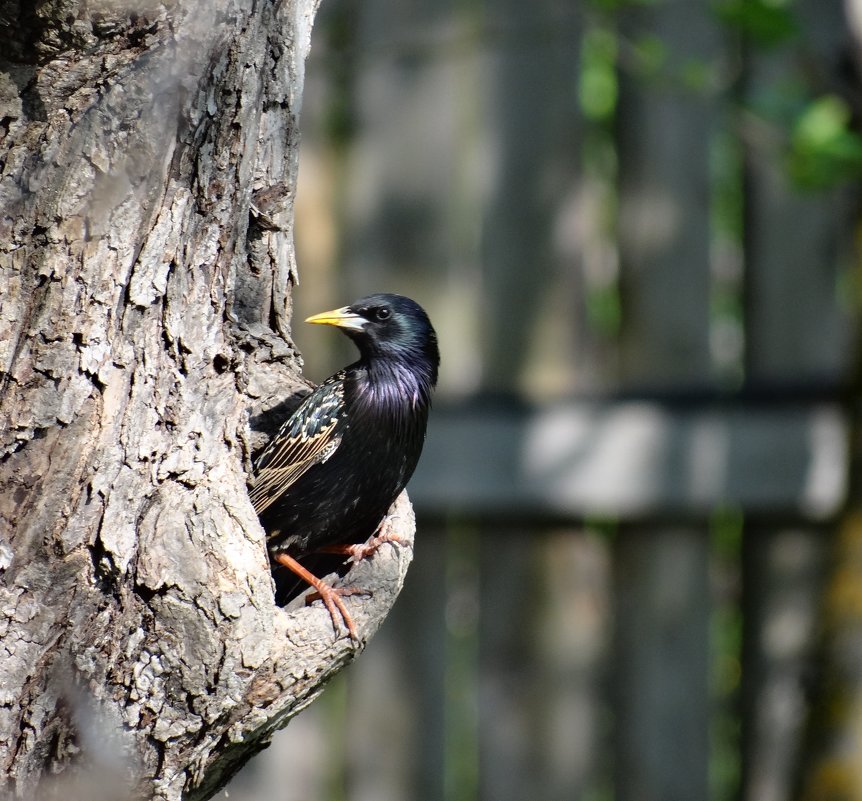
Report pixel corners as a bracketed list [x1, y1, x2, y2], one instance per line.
[272, 552, 367, 641]
[318, 530, 405, 563]
[304, 584, 370, 641]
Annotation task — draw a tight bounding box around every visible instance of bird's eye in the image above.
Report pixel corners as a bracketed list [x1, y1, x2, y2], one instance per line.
[375, 307, 391, 321]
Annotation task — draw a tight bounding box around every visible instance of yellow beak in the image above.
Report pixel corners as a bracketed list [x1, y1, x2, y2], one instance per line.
[305, 306, 366, 331]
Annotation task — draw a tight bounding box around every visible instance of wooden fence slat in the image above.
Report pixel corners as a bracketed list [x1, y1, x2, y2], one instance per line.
[613, 0, 721, 798]
[534, 531, 611, 800]
[743, 1, 856, 385]
[741, 527, 828, 801]
[478, 530, 542, 801]
[471, 2, 590, 800]
[346, 527, 450, 801]
[740, 2, 855, 796]
[614, 526, 712, 801]
[477, 0, 583, 395]
[616, 9, 716, 392]
[477, 529, 611, 801]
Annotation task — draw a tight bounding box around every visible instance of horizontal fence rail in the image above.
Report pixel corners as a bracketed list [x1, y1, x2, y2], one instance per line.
[412, 400, 849, 521]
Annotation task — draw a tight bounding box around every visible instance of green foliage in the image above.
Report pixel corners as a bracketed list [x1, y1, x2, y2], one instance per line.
[587, 285, 623, 338]
[628, 33, 719, 93]
[579, 27, 618, 122]
[711, 130, 745, 243]
[710, 505, 744, 801]
[716, 0, 862, 192]
[579, 17, 622, 340]
[787, 96, 862, 190]
[631, 33, 668, 78]
[714, 0, 799, 47]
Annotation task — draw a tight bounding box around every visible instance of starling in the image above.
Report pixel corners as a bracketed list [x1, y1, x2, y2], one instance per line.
[250, 293, 439, 639]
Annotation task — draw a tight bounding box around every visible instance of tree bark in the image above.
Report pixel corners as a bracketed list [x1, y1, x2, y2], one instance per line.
[0, 3, 415, 799]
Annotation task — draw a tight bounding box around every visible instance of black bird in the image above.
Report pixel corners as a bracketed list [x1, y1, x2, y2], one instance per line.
[250, 293, 439, 639]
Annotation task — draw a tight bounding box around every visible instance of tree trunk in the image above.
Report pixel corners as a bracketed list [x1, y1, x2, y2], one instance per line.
[0, 3, 415, 799]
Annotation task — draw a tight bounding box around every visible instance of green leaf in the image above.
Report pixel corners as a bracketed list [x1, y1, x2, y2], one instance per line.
[787, 95, 862, 189]
[714, 0, 799, 47]
[579, 27, 618, 121]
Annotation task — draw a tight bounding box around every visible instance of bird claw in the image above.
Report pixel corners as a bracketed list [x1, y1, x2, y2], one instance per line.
[304, 584, 371, 641]
[303, 528, 402, 638]
[318, 530, 405, 563]
[272, 551, 369, 641]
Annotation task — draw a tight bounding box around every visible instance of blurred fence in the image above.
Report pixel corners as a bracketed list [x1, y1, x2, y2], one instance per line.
[227, 0, 860, 800]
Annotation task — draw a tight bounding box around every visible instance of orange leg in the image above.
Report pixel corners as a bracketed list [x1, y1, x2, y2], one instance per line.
[273, 552, 363, 641]
[317, 530, 404, 562]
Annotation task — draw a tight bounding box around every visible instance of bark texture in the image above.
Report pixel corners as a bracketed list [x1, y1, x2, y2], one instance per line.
[0, 3, 415, 799]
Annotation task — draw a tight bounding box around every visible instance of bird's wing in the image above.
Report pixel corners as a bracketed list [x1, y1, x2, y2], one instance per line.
[249, 373, 347, 515]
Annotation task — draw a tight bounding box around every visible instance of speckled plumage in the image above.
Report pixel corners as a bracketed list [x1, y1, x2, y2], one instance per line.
[250, 294, 439, 635]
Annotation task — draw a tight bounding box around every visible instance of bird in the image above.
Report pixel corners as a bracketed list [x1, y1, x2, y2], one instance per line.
[250, 293, 439, 640]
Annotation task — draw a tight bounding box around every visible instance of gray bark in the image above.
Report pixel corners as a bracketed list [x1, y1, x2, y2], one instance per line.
[0, 3, 414, 799]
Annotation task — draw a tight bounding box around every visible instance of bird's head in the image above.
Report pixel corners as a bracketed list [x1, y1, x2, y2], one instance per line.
[306, 293, 439, 384]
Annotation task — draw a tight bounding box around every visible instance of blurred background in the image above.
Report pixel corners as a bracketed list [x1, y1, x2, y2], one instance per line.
[227, 0, 862, 799]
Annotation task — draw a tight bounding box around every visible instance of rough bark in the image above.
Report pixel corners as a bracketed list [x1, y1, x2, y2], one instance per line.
[0, 3, 415, 799]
